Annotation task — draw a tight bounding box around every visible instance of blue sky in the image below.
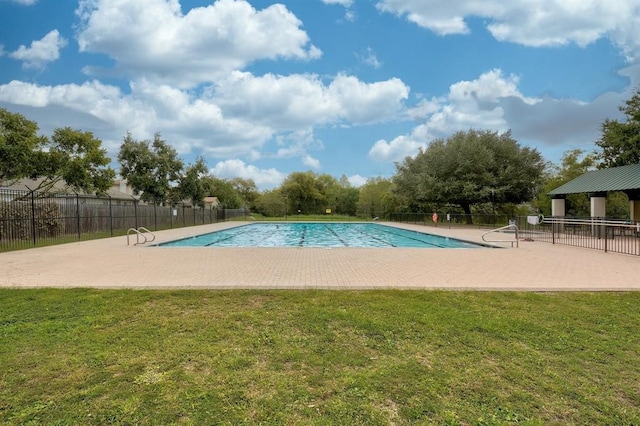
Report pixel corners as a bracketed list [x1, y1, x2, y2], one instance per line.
[1, 0, 638, 189]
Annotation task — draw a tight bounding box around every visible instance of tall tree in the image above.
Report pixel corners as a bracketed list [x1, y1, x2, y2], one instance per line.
[280, 171, 325, 214]
[118, 133, 184, 204]
[205, 176, 243, 208]
[47, 127, 116, 195]
[335, 175, 359, 216]
[393, 129, 545, 223]
[1, 109, 114, 194]
[253, 189, 286, 217]
[596, 87, 640, 167]
[230, 177, 259, 209]
[357, 177, 396, 219]
[176, 157, 209, 207]
[0, 108, 48, 183]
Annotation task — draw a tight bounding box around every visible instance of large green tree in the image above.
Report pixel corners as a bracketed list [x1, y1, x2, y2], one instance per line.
[253, 189, 286, 217]
[335, 175, 359, 216]
[118, 133, 184, 204]
[356, 177, 397, 219]
[0, 108, 48, 183]
[205, 176, 243, 208]
[1, 109, 114, 194]
[230, 177, 259, 210]
[46, 127, 116, 194]
[175, 157, 209, 207]
[393, 129, 545, 222]
[280, 171, 326, 214]
[596, 87, 640, 167]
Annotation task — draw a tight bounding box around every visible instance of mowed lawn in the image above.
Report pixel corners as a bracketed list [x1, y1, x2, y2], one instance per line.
[1, 289, 639, 425]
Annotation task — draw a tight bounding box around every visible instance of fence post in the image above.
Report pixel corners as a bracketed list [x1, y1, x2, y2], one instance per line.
[154, 203, 157, 230]
[30, 190, 37, 246]
[76, 193, 81, 240]
[109, 195, 113, 237]
[134, 201, 138, 229]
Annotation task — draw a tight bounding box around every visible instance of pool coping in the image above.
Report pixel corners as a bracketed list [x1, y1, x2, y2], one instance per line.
[1, 221, 638, 291]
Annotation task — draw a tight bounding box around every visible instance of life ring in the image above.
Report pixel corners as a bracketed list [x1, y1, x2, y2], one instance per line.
[432, 212, 438, 223]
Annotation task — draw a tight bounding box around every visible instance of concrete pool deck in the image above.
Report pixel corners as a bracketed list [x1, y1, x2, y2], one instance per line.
[1, 221, 638, 291]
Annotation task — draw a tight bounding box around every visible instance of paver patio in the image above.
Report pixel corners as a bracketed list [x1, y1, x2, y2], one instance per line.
[1, 222, 638, 290]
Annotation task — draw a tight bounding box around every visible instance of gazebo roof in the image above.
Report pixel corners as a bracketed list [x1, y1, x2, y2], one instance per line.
[548, 163, 640, 195]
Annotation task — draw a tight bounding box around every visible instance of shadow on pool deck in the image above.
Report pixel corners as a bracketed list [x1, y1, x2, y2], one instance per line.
[1, 221, 638, 290]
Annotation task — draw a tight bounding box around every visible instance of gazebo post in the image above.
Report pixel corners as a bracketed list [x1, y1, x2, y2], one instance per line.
[590, 193, 607, 238]
[630, 198, 640, 222]
[551, 197, 565, 233]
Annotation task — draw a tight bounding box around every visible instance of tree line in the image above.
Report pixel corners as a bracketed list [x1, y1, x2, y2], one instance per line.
[2, 88, 639, 220]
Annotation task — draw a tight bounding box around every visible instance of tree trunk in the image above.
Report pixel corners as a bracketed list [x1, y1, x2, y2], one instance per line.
[461, 203, 473, 224]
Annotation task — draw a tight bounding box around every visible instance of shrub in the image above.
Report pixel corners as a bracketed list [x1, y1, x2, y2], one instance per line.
[0, 199, 63, 240]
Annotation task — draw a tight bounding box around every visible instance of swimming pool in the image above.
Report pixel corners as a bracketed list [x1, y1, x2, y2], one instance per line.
[156, 223, 484, 248]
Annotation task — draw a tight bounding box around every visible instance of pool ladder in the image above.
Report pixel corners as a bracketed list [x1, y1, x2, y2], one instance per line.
[482, 224, 519, 248]
[127, 227, 156, 246]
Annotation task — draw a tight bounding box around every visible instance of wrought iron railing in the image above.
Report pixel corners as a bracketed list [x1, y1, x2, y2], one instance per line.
[391, 212, 639, 256]
[0, 188, 244, 251]
[515, 216, 640, 256]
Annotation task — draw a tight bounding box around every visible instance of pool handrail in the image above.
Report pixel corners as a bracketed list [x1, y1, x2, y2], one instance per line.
[482, 224, 519, 248]
[127, 227, 156, 246]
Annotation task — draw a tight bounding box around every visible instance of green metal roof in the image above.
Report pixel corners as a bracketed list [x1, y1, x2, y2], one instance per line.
[548, 163, 640, 195]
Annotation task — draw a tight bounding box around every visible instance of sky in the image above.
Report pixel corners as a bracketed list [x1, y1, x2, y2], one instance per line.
[0, 0, 638, 190]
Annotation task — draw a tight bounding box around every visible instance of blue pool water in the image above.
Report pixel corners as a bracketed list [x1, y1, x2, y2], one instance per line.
[156, 223, 483, 248]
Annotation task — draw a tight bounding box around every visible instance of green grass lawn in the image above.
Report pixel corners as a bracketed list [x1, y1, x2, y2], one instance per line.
[1, 290, 639, 425]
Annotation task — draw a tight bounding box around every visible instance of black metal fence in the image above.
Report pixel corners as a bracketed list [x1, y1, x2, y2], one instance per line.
[391, 212, 640, 256]
[515, 216, 640, 256]
[390, 212, 512, 228]
[0, 188, 246, 251]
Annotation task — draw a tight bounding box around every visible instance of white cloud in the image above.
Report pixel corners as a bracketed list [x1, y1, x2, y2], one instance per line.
[426, 69, 537, 133]
[9, 0, 37, 4]
[347, 174, 368, 187]
[214, 71, 409, 127]
[75, 0, 322, 87]
[368, 134, 426, 163]
[327, 74, 409, 123]
[0, 69, 410, 168]
[376, 0, 640, 61]
[302, 155, 321, 169]
[358, 47, 382, 69]
[369, 67, 633, 163]
[210, 159, 285, 189]
[322, 0, 355, 20]
[321, 0, 353, 5]
[344, 10, 356, 22]
[9, 30, 67, 69]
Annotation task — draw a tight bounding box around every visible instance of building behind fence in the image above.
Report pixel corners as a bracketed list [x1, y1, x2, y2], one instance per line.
[0, 188, 246, 251]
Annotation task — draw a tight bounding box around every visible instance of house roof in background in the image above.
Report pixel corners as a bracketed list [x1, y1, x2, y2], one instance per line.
[1, 178, 137, 200]
[548, 163, 640, 195]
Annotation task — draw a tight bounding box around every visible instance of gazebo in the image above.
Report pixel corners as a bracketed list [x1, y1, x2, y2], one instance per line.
[548, 163, 640, 221]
